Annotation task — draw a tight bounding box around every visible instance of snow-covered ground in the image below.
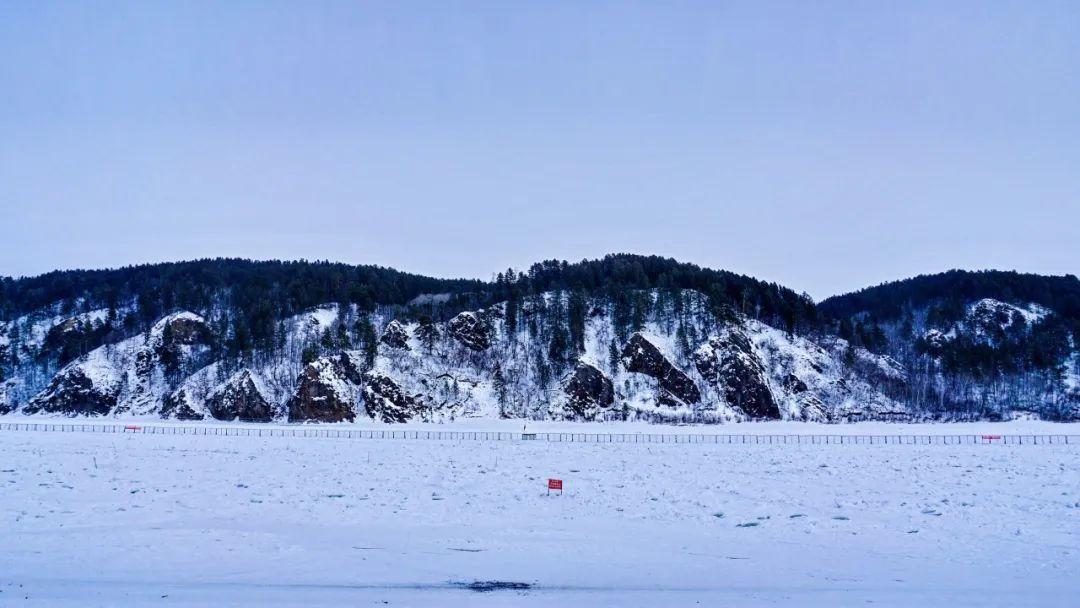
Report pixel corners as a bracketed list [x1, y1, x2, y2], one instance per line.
[1, 426, 1078, 606]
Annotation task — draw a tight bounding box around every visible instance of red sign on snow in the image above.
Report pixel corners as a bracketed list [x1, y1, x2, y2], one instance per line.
[123, 425, 141, 432]
[981, 435, 1002, 440]
[548, 478, 563, 491]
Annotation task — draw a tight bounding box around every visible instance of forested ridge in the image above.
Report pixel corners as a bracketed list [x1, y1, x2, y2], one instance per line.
[2, 256, 1078, 422]
[821, 270, 1080, 325]
[0, 255, 818, 357]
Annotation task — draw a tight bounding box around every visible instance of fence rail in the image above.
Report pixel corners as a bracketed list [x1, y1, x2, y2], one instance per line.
[0, 422, 1076, 446]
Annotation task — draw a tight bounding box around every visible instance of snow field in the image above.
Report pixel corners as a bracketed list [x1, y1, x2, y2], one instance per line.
[1, 428, 1078, 606]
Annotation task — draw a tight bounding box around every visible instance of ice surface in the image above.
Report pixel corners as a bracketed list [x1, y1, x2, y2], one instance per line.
[1, 424, 1076, 606]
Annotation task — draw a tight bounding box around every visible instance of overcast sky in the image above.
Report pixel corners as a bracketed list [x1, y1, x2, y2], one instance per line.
[2, 1, 1077, 299]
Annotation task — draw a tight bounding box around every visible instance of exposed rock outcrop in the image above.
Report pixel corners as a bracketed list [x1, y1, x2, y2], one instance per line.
[621, 333, 700, 406]
[694, 327, 780, 419]
[562, 362, 615, 419]
[160, 388, 206, 420]
[205, 370, 275, 422]
[921, 329, 948, 355]
[380, 320, 411, 350]
[448, 312, 491, 351]
[287, 353, 363, 422]
[0, 380, 19, 415]
[156, 313, 213, 349]
[24, 365, 119, 416]
[362, 371, 422, 422]
[26, 313, 215, 417]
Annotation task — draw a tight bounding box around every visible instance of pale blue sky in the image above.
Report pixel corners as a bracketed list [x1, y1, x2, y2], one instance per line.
[2, 1, 1077, 298]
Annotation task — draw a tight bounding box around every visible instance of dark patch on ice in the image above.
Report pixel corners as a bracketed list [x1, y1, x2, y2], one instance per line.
[448, 547, 484, 553]
[736, 522, 759, 528]
[453, 580, 532, 592]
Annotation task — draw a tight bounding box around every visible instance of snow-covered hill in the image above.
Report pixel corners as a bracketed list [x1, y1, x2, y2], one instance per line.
[0, 290, 917, 424]
[3, 277, 1079, 423]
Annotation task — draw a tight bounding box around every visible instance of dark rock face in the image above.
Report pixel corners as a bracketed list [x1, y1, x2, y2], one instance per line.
[154, 314, 214, 381]
[206, 370, 275, 422]
[448, 312, 491, 351]
[969, 299, 1024, 336]
[783, 373, 808, 394]
[159, 315, 212, 348]
[362, 372, 421, 422]
[563, 362, 615, 419]
[160, 389, 206, 420]
[920, 329, 950, 358]
[621, 333, 701, 406]
[287, 353, 362, 422]
[0, 379, 16, 415]
[24, 368, 117, 416]
[694, 328, 780, 419]
[380, 320, 410, 350]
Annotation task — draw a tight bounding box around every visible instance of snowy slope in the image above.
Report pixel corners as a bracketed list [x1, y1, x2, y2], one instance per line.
[23, 312, 213, 417]
[2, 289, 1077, 423]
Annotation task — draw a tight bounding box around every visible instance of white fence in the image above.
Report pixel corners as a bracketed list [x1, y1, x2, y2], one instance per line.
[0, 422, 1076, 446]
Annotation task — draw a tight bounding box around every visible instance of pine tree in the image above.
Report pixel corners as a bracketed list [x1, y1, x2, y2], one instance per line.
[676, 322, 692, 361]
[536, 356, 552, 390]
[417, 316, 438, 354]
[548, 325, 569, 366]
[336, 320, 350, 348]
[492, 363, 509, 417]
[505, 290, 520, 340]
[612, 290, 632, 341]
[631, 292, 648, 332]
[301, 343, 318, 366]
[359, 320, 378, 368]
[609, 339, 621, 375]
[568, 290, 586, 355]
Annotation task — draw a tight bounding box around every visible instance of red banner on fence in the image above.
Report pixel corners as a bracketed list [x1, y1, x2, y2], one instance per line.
[548, 478, 563, 490]
[124, 425, 141, 431]
[981, 435, 1001, 440]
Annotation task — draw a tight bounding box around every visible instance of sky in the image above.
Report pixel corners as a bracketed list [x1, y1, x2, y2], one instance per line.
[1, 1, 1078, 299]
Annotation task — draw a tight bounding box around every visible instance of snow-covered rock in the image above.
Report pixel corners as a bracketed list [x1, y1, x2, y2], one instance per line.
[287, 353, 363, 423]
[560, 362, 615, 420]
[24, 312, 212, 417]
[379, 320, 410, 350]
[448, 312, 491, 351]
[362, 371, 423, 422]
[694, 326, 779, 419]
[24, 360, 120, 416]
[0, 378, 23, 414]
[621, 333, 701, 407]
[203, 370, 276, 422]
[968, 298, 1048, 334]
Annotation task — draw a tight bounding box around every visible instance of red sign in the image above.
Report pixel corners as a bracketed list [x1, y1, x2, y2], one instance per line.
[124, 425, 141, 431]
[548, 479, 563, 490]
[981, 435, 1001, 440]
